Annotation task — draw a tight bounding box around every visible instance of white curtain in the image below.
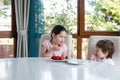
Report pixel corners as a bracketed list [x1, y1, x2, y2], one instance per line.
[14, 0, 30, 57]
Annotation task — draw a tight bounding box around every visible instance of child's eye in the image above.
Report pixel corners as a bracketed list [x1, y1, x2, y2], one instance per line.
[60, 36, 63, 38]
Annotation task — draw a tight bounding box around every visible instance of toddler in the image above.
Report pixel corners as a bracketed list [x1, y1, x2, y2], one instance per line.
[90, 39, 115, 65]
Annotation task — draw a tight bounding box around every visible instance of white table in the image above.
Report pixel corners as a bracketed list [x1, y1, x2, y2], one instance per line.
[0, 57, 120, 80]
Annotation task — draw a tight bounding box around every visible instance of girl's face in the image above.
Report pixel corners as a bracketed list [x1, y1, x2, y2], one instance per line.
[52, 31, 66, 45]
[95, 47, 108, 59]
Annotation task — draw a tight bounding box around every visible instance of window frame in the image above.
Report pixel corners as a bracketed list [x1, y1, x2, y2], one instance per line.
[12, 0, 17, 57]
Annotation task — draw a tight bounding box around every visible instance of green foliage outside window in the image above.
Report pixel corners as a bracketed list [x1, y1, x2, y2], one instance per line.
[4, 0, 11, 5]
[0, 0, 11, 17]
[86, 0, 120, 31]
[43, 0, 77, 33]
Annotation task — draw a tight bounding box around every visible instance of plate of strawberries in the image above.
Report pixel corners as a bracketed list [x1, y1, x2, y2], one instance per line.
[51, 55, 68, 61]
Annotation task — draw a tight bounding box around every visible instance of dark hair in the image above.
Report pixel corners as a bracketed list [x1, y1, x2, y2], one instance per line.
[96, 39, 115, 58]
[51, 25, 67, 38]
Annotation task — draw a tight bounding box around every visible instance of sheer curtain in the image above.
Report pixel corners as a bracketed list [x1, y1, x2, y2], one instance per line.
[28, 0, 44, 57]
[14, 0, 30, 57]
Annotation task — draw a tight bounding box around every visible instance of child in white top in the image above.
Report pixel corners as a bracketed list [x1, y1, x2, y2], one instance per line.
[90, 39, 115, 65]
[41, 25, 68, 58]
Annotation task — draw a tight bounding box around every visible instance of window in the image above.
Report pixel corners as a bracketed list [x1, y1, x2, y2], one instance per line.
[0, 0, 16, 58]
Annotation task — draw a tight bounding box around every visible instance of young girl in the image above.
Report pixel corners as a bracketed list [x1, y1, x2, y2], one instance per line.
[89, 39, 115, 65]
[40, 25, 68, 58]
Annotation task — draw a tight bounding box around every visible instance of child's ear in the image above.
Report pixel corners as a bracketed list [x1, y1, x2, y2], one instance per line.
[104, 51, 109, 57]
[52, 33, 55, 38]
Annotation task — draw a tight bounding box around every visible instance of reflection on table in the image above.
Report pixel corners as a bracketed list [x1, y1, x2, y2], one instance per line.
[0, 57, 120, 80]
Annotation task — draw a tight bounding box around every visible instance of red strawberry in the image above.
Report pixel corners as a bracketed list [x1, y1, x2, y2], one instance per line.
[56, 56, 60, 60]
[58, 44, 61, 46]
[51, 56, 56, 60]
[61, 56, 64, 60]
[59, 56, 64, 60]
[65, 56, 68, 59]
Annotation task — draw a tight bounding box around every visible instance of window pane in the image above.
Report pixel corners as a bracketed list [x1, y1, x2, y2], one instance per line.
[0, 38, 14, 58]
[85, 0, 120, 31]
[72, 38, 77, 58]
[72, 38, 89, 59]
[82, 38, 89, 59]
[43, 0, 77, 34]
[0, 0, 11, 31]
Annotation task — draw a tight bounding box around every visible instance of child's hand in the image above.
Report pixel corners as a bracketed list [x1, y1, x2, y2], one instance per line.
[90, 54, 96, 60]
[51, 44, 61, 51]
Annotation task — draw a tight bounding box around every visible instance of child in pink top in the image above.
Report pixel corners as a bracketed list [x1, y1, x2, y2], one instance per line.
[89, 39, 115, 65]
[41, 25, 68, 58]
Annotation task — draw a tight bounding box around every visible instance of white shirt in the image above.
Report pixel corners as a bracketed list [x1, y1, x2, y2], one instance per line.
[42, 40, 67, 57]
[93, 58, 115, 65]
[102, 58, 115, 65]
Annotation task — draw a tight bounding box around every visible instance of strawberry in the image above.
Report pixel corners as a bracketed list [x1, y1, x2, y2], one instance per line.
[51, 56, 56, 60]
[51, 55, 65, 60]
[61, 56, 64, 60]
[59, 56, 64, 60]
[58, 44, 61, 47]
[65, 56, 68, 59]
[56, 56, 60, 60]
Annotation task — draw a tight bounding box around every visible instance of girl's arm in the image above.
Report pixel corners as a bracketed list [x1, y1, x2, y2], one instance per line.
[41, 44, 61, 57]
[40, 45, 54, 57]
[62, 50, 68, 57]
[61, 44, 68, 58]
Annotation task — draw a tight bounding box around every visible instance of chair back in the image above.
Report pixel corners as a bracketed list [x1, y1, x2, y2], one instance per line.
[40, 33, 72, 58]
[88, 36, 120, 66]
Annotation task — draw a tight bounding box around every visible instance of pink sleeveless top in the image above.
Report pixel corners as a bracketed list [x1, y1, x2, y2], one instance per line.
[42, 40, 67, 57]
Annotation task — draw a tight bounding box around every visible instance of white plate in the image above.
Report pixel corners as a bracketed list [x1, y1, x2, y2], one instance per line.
[51, 59, 68, 62]
[67, 59, 86, 65]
